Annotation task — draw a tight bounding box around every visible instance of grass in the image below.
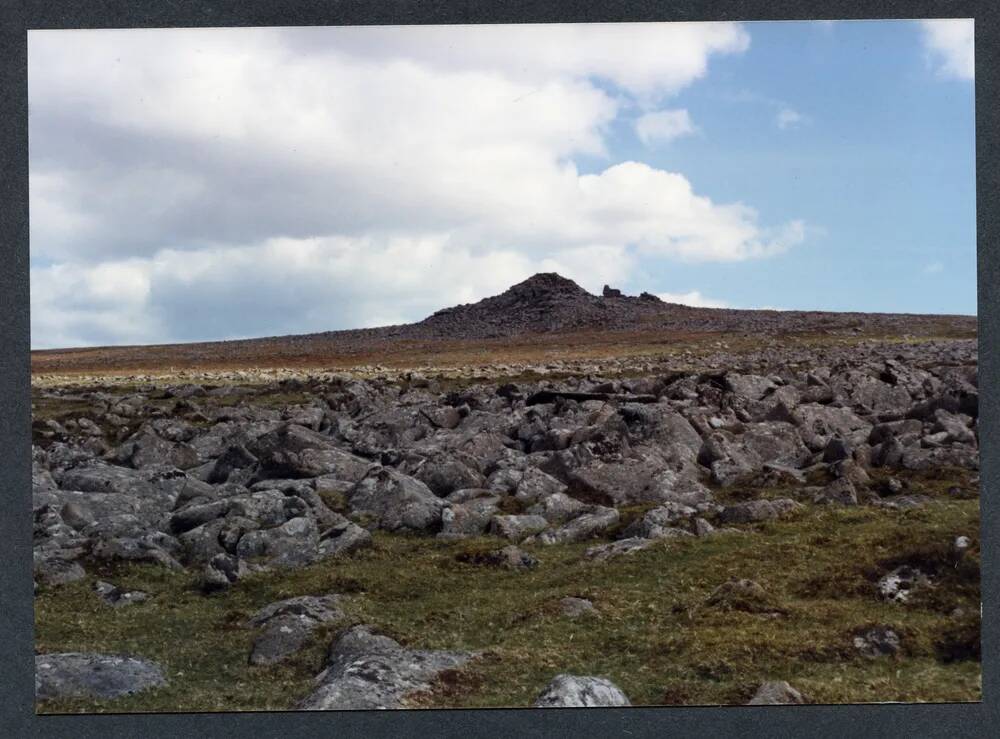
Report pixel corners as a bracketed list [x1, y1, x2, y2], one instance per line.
[35, 491, 981, 713]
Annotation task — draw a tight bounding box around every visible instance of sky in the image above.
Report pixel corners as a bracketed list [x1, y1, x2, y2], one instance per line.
[27, 19, 976, 350]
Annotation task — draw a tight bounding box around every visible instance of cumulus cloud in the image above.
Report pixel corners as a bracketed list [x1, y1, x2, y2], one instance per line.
[635, 109, 698, 146]
[920, 19, 974, 80]
[28, 23, 806, 348]
[657, 290, 731, 309]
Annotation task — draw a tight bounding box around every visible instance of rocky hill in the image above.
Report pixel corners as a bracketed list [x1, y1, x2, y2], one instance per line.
[30, 272, 977, 376]
[376, 272, 972, 341]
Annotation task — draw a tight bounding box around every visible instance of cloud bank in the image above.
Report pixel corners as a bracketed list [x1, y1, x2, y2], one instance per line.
[29, 23, 807, 349]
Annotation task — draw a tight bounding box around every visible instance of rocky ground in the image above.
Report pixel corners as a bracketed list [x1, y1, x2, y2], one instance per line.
[32, 275, 981, 711]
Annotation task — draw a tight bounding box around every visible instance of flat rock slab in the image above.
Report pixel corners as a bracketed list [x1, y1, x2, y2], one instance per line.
[533, 674, 631, 707]
[35, 653, 166, 702]
[298, 625, 471, 710]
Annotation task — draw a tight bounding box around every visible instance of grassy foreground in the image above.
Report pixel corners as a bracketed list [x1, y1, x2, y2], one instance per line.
[35, 487, 981, 713]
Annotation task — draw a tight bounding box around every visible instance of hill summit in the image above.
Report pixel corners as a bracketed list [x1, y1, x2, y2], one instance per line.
[414, 272, 679, 339]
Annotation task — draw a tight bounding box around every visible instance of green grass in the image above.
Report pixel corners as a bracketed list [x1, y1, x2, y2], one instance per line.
[35, 488, 980, 713]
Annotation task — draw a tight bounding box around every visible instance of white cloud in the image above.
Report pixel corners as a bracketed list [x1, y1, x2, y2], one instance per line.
[924, 261, 944, 274]
[776, 108, 804, 130]
[920, 19, 974, 80]
[635, 109, 697, 146]
[657, 290, 731, 308]
[28, 24, 808, 348]
[30, 235, 635, 348]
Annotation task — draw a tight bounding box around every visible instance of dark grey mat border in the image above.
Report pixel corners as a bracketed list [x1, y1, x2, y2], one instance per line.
[1, 1, 995, 737]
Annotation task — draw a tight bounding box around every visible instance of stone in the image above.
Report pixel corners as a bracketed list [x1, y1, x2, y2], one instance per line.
[489, 514, 549, 542]
[814, 477, 859, 506]
[298, 625, 471, 710]
[559, 597, 597, 619]
[247, 595, 345, 665]
[347, 467, 445, 533]
[717, 498, 800, 525]
[236, 516, 320, 568]
[35, 653, 166, 702]
[93, 580, 149, 608]
[584, 537, 655, 563]
[200, 553, 255, 592]
[438, 497, 500, 539]
[853, 626, 901, 658]
[747, 680, 805, 705]
[621, 502, 698, 540]
[317, 519, 373, 559]
[459, 545, 539, 570]
[705, 579, 777, 613]
[33, 553, 86, 587]
[208, 444, 258, 484]
[877, 565, 931, 603]
[532, 507, 618, 545]
[533, 675, 631, 707]
[822, 437, 852, 463]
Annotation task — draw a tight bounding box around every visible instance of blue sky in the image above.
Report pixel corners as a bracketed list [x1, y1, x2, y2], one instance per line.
[592, 20, 976, 314]
[28, 20, 976, 349]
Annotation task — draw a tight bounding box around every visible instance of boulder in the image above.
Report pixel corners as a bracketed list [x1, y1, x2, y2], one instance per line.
[298, 626, 471, 710]
[533, 675, 631, 707]
[559, 597, 597, 619]
[853, 626, 901, 658]
[717, 499, 800, 525]
[35, 653, 166, 702]
[813, 478, 859, 506]
[347, 467, 445, 533]
[93, 580, 149, 608]
[438, 497, 500, 539]
[532, 507, 618, 545]
[247, 595, 345, 665]
[585, 537, 656, 563]
[489, 514, 549, 542]
[747, 681, 805, 705]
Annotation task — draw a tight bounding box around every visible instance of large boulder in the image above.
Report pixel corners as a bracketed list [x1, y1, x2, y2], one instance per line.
[346, 467, 445, 533]
[236, 516, 320, 569]
[251, 424, 371, 480]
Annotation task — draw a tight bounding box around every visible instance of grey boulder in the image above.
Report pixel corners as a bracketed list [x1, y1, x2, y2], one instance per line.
[533, 674, 631, 707]
[298, 625, 471, 710]
[35, 653, 166, 702]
